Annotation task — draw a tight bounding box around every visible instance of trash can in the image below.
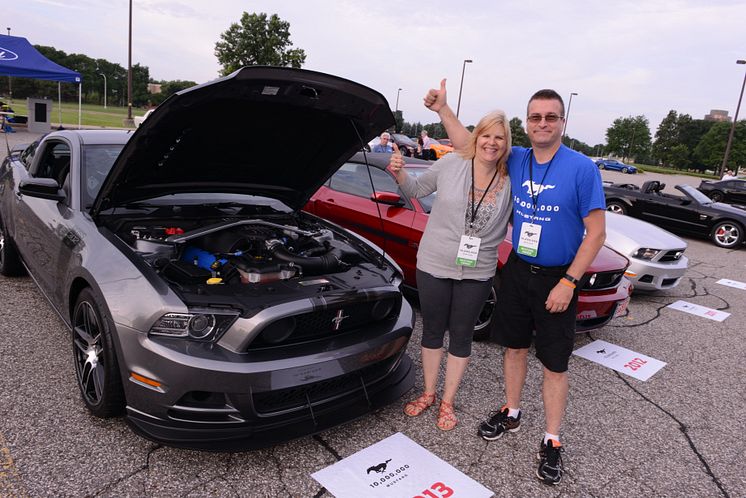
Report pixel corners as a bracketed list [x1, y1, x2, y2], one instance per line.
[27, 98, 53, 133]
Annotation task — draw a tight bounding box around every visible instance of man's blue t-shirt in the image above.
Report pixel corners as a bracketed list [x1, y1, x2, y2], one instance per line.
[507, 145, 605, 267]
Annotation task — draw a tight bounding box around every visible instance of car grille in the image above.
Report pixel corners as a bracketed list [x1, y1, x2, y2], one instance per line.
[583, 271, 624, 290]
[659, 249, 685, 262]
[252, 354, 400, 414]
[246, 296, 402, 350]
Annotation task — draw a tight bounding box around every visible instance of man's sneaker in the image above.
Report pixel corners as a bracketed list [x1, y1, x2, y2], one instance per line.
[477, 405, 521, 441]
[536, 439, 564, 485]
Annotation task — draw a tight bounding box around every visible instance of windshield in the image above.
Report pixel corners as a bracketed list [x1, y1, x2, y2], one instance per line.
[679, 184, 712, 204]
[406, 167, 435, 213]
[82, 144, 125, 208]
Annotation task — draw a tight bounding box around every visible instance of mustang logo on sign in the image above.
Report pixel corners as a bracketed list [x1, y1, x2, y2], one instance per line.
[366, 459, 392, 474]
[0, 47, 19, 61]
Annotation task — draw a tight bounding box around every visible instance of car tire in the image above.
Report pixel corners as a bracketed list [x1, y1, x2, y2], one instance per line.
[621, 167, 629, 174]
[709, 191, 724, 202]
[711, 220, 744, 249]
[598, 164, 605, 170]
[473, 284, 497, 342]
[606, 200, 628, 215]
[72, 288, 125, 418]
[0, 216, 25, 277]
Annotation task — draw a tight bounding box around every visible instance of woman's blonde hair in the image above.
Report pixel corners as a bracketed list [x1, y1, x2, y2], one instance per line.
[458, 110, 512, 177]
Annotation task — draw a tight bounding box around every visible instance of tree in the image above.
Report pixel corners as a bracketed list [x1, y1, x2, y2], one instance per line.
[510, 117, 530, 147]
[215, 12, 306, 76]
[652, 110, 679, 166]
[605, 115, 651, 162]
[694, 121, 746, 173]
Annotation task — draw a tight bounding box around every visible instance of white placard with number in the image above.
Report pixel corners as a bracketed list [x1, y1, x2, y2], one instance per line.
[667, 300, 731, 322]
[311, 432, 493, 498]
[573, 340, 666, 381]
[716, 278, 746, 291]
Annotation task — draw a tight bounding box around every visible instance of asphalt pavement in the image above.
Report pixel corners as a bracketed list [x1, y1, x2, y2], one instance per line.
[1, 130, 745, 497]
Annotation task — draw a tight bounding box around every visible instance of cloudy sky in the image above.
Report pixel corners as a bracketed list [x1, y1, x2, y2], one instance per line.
[4, 0, 746, 145]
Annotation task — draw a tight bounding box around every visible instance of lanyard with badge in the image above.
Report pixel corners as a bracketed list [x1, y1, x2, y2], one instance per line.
[456, 159, 498, 267]
[516, 151, 555, 258]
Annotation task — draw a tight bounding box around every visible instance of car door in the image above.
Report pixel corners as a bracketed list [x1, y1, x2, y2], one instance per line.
[14, 138, 75, 309]
[309, 162, 418, 285]
[725, 180, 746, 204]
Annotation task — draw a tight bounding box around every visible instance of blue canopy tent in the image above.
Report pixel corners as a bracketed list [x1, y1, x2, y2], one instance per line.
[0, 34, 83, 128]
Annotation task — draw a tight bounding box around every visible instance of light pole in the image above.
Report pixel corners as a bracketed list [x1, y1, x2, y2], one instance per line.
[456, 59, 472, 118]
[562, 92, 578, 138]
[395, 88, 402, 112]
[125, 0, 134, 126]
[97, 70, 107, 109]
[720, 59, 746, 178]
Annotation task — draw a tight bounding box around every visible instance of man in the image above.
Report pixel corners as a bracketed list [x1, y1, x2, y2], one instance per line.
[372, 132, 394, 153]
[424, 79, 606, 485]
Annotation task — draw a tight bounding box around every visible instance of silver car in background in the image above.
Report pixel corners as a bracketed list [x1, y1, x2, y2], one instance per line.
[605, 212, 688, 291]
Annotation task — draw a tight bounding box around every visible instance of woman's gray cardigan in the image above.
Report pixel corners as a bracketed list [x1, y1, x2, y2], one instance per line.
[398, 153, 511, 280]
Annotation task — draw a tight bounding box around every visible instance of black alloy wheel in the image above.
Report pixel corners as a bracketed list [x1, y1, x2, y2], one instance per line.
[473, 285, 497, 342]
[709, 191, 724, 202]
[711, 221, 744, 249]
[0, 217, 25, 277]
[606, 201, 628, 215]
[72, 288, 125, 417]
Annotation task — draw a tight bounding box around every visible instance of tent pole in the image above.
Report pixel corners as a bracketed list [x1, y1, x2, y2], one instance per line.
[78, 83, 82, 129]
[58, 82, 62, 129]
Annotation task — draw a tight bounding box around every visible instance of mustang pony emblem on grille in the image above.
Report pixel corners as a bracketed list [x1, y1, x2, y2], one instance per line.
[331, 309, 349, 331]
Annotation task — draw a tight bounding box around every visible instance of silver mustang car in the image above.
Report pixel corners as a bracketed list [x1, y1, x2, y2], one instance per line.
[0, 67, 414, 450]
[605, 212, 688, 291]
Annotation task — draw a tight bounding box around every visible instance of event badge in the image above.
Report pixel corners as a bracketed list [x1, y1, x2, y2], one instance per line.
[517, 222, 542, 257]
[456, 235, 481, 267]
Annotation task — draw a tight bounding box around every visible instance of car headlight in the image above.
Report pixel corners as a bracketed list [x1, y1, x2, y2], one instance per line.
[149, 311, 239, 341]
[632, 248, 660, 260]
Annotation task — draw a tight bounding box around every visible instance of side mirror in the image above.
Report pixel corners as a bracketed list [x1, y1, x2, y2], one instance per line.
[371, 191, 404, 206]
[19, 177, 66, 202]
[681, 199, 691, 206]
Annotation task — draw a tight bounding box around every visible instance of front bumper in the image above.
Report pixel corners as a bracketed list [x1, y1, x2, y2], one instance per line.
[114, 300, 415, 451]
[575, 277, 633, 331]
[626, 255, 688, 291]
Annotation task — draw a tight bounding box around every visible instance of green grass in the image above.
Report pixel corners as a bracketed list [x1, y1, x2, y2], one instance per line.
[631, 163, 718, 179]
[11, 101, 149, 129]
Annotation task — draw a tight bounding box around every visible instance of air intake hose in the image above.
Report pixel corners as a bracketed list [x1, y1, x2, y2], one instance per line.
[265, 239, 342, 274]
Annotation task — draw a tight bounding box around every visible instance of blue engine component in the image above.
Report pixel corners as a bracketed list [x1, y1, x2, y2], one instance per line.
[182, 246, 227, 270]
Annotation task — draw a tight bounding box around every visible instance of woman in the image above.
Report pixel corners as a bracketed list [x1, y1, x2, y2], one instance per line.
[388, 111, 512, 430]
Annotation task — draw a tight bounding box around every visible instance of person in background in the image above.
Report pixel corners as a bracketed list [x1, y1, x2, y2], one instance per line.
[388, 110, 512, 431]
[425, 79, 606, 485]
[421, 130, 438, 160]
[372, 132, 394, 153]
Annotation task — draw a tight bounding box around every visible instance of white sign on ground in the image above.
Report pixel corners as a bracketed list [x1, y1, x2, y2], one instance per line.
[716, 278, 746, 291]
[573, 340, 666, 381]
[667, 300, 730, 322]
[311, 432, 493, 498]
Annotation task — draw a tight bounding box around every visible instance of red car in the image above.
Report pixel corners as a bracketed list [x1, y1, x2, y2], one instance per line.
[306, 153, 632, 338]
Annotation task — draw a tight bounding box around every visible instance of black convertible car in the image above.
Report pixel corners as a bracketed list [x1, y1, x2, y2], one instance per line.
[698, 178, 746, 204]
[604, 180, 746, 248]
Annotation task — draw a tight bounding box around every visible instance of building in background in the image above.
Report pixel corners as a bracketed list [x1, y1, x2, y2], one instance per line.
[704, 109, 731, 122]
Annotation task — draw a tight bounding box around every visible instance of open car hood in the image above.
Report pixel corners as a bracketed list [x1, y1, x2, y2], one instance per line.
[91, 67, 394, 216]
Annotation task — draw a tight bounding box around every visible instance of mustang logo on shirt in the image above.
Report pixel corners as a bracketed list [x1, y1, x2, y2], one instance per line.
[522, 180, 556, 196]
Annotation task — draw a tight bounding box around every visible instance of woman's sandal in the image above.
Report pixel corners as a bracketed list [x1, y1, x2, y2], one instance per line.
[437, 401, 457, 431]
[404, 392, 436, 417]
